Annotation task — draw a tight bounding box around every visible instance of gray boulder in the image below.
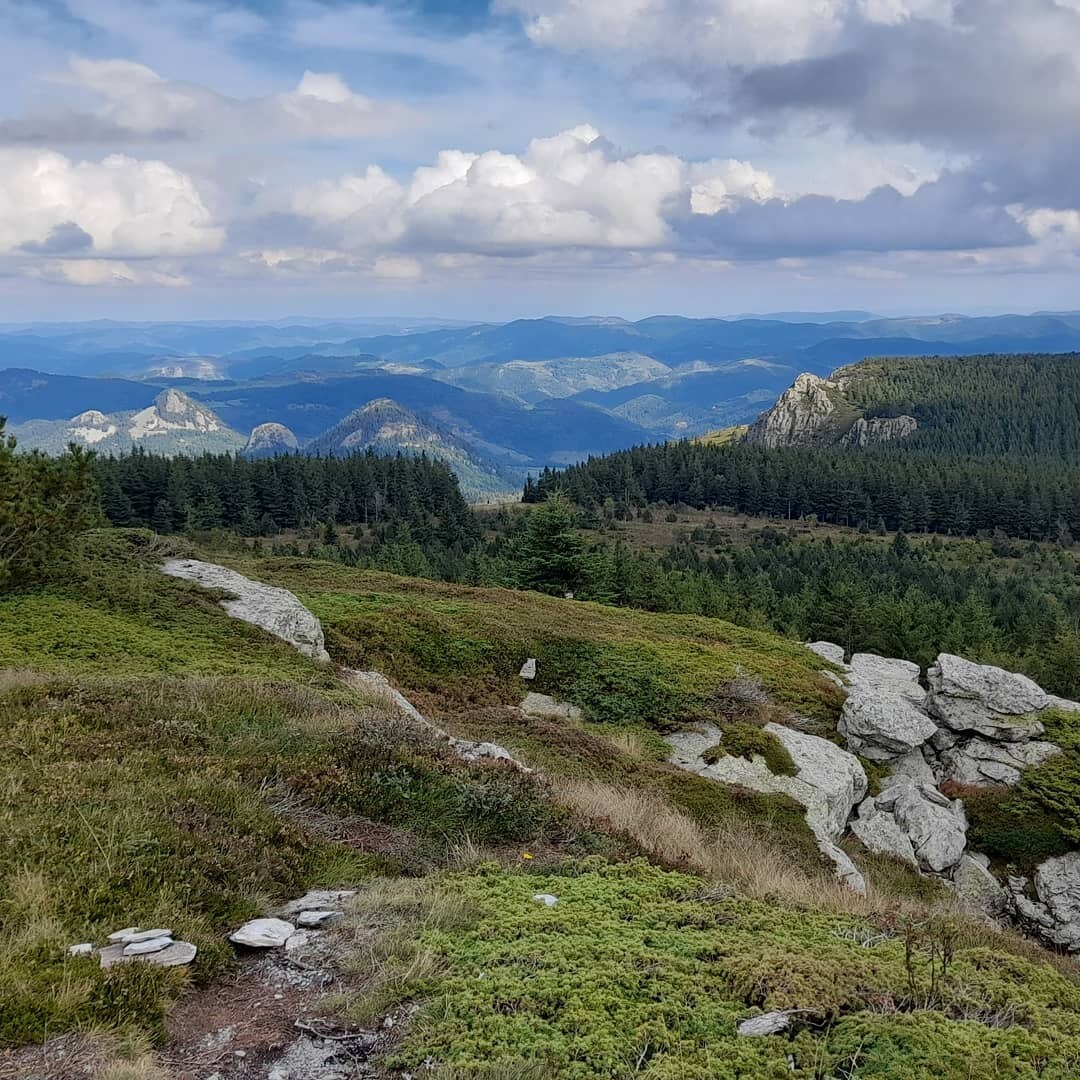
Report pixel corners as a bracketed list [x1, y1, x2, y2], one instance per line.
[162, 559, 330, 662]
[839, 691, 938, 762]
[940, 737, 1061, 786]
[855, 776, 966, 875]
[766, 722, 868, 838]
[665, 722, 868, 892]
[954, 854, 1006, 916]
[806, 641, 847, 667]
[850, 803, 918, 866]
[837, 653, 937, 762]
[737, 1011, 794, 1037]
[230, 918, 296, 948]
[1008, 854, 1080, 951]
[927, 654, 1048, 741]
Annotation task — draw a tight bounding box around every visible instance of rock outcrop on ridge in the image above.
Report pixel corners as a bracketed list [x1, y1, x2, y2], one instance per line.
[670, 639, 1078, 949]
[666, 721, 869, 893]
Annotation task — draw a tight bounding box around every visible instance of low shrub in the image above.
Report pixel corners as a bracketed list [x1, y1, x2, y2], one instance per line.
[701, 721, 798, 777]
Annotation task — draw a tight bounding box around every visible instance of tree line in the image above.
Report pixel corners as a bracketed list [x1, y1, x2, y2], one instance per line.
[94, 448, 480, 545]
[524, 442, 1080, 540]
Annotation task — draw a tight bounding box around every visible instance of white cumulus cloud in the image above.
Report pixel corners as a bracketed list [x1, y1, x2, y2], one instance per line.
[0, 149, 223, 257]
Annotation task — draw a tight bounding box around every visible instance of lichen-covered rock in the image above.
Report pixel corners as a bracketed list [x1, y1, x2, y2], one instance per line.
[1008, 854, 1080, 951]
[766, 722, 868, 838]
[850, 803, 918, 866]
[858, 776, 967, 875]
[229, 918, 296, 948]
[805, 641, 847, 667]
[665, 722, 868, 892]
[954, 854, 1006, 916]
[162, 559, 330, 662]
[939, 736, 1061, 786]
[839, 690, 938, 762]
[837, 652, 938, 761]
[883, 777, 967, 874]
[927, 654, 1049, 740]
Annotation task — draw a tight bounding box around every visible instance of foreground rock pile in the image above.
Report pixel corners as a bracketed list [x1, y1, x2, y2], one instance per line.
[230, 890, 356, 954]
[67, 927, 198, 969]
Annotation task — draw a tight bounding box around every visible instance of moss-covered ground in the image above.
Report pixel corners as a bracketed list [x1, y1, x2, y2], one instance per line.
[347, 860, 1080, 1079]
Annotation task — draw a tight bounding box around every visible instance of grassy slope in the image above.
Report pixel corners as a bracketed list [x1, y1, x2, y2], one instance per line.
[4, 534, 1080, 1078]
[0, 533, 558, 1047]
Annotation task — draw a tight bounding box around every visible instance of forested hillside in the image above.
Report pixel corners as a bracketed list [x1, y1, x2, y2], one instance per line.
[839, 353, 1080, 458]
[525, 442, 1080, 539]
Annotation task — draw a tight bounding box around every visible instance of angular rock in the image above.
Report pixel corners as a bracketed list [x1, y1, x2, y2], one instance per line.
[885, 777, 967, 874]
[766, 722, 868, 838]
[927, 654, 1049, 740]
[836, 652, 937, 762]
[849, 803, 918, 866]
[284, 930, 316, 953]
[665, 723, 868, 891]
[278, 890, 356, 917]
[1026, 854, 1080, 951]
[107, 926, 141, 943]
[519, 658, 537, 680]
[123, 936, 173, 956]
[940, 737, 1061, 786]
[532, 893, 559, 907]
[118, 927, 173, 944]
[849, 653, 925, 704]
[806, 641, 847, 668]
[295, 910, 343, 929]
[230, 918, 296, 948]
[839, 689, 938, 762]
[954, 854, 1006, 916]
[67, 943, 93, 957]
[520, 692, 582, 722]
[100, 940, 197, 969]
[146, 941, 198, 967]
[162, 559, 331, 662]
[891, 749, 938, 786]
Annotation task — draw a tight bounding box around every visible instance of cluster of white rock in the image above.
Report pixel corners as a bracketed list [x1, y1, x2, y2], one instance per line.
[666, 643, 1080, 948]
[230, 890, 355, 953]
[68, 926, 198, 970]
[811, 642, 1080, 948]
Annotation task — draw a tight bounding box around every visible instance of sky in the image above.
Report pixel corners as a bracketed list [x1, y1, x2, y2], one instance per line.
[2, 0, 1080, 321]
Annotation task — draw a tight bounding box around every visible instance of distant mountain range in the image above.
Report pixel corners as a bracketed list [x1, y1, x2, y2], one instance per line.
[5, 311, 1080, 498]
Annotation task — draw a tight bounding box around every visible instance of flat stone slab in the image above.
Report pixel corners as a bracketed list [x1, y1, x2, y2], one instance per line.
[295, 910, 343, 929]
[124, 935, 173, 956]
[278, 890, 356, 916]
[230, 918, 296, 948]
[118, 927, 173, 944]
[162, 559, 330, 662]
[100, 940, 197, 969]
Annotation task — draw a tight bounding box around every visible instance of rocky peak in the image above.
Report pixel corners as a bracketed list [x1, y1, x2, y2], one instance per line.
[744, 373, 842, 448]
[245, 422, 300, 457]
[128, 390, 223, 438]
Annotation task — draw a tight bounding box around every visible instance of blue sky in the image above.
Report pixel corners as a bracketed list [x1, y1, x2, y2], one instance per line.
[1, 0, 1079, 321]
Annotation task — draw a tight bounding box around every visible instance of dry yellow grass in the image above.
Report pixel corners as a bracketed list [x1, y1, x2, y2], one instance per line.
[555, 777, 909, 919]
